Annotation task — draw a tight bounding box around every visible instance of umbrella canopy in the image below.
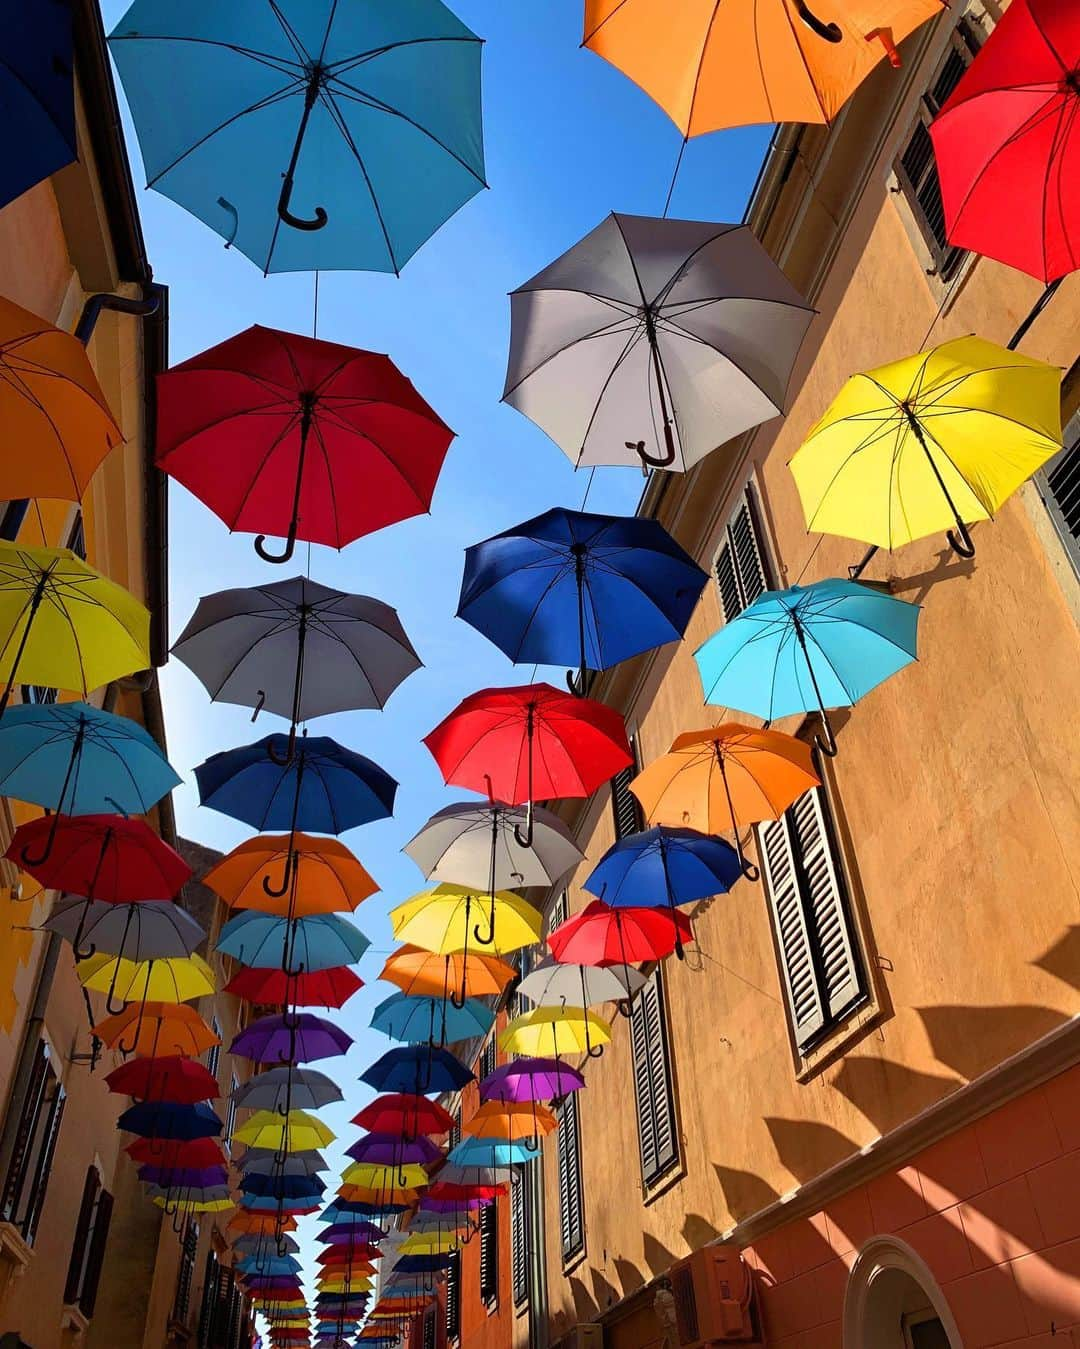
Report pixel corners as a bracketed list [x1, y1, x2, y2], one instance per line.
[344, 1134, 443, 1167]
[503, 214, 814, 471]
[118, 1100, 223, 1140]
[791, 336, 1064, 556]
[106, 1055, 219, 1105]
[157, 326, 455, 562]
[389, 885, 542, 957]
[318, 1220, 387, 1243]
[583, 0, 940, 132]
[516, 958, 645, 1007]
[243, 1152, 329, 1178]
[316, 1246, 381, 1265]
[234, 1109, 336, 1153]
[78, 952, 215, 1005]
[240, 1174, 327, 1201]
[228, 1212, 298, 1237]
[196, 733, 397, 834]
[216, 911, 370, 973]
[233, 1067, 343, 1113]
[370, 993, 494, 1045]
[0, 700, 180, 817]
[0, 3, 76, 207]
[0, 542, 150, 712]
[225, 964, 362, 1010]
[110, 0, 485, 275]
[498, 1005, 612, 1058]
[42, 898, 204, 963]
[7, 813, 190, 900]
[340, 1162, 429, 1191]
[459, 507, 708, 685]
[404, 801, 583, 893]
[479, 1056, 586, 1103]
[234, 1234, 301, 1254]
[351, 1094, 455, 1138]
[548, 899, 692, 966]
[150, 1193, 234, 1213]
[337, 1184, 420, 1208]
[93, 1003, 219, 1059]
[204, 833, 378, 917]
[379, 946, 516, 1001]
[930, 0, 1080, 284]
[139, 1164, 229, 1189]
[360, 1046, 473, 1096]
[694, 578, 921, 754]
[230, 1013, 353, 1064]
[465, 1100, 557, 1142]
[445, 1137, 535, 1169]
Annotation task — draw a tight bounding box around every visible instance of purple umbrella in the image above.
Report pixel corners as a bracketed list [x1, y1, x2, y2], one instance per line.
[344, 1133, 444, 1166]
[138, 1164, 229, 1188]
[230, 1012, 353, 1064]
[419, 1197, 487, 1213]
[479, 1056, 585, 1103]
[318, 1222, 386, 1244]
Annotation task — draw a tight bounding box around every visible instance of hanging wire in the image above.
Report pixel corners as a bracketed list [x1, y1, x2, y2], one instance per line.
[312, 270, 320, 339]
[663, 138, 689, 217]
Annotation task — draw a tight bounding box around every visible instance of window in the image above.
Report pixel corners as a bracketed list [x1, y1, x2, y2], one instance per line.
[2, 1038, 66, 1243]
[206, 1019, 222, 1082]
[514, 946, 533, 1018]
[629, 969, 679, 1189]
[66, 510, 86, 560]
[479, 1035, 496, 1083]
[757, 777, 867, 1053]
[714, 485, 770, 623]
[510, 1169, 529, 1307]
[224, 1073, 239, 1148]
[0, 500, 28, 541]
[197, 1252, 220, 1349]
[610, 734, 643, 842]
[445, 1249, 461, 1341]
[173, 1218, 200, 1323]
[224, 1279, 245, 1349]
[478, 1199, 498, 1306]
[903, 1311, 951, 1349]
[64, 1166, 113, 1316]
[547, 890, 569, 936]
[422, 1306, 437, 1349]
[1037, 415, 1080, 579]
[893, 21, 981, 280]
[449, 1105, 461, 1152]
[556, 1092, 585, 1263]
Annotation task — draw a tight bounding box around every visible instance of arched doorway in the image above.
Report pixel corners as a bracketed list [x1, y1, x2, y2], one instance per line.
[843, 1236, 964, 1349]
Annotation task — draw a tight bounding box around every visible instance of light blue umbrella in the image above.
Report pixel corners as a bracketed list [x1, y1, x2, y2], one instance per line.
[109, 0, 486, 275]
[370, 992, 493, 1046]
[694, 578, 920, 757]
[216, 911, 370, 974]
[446, 1137, 535, 1169]
[238, 1254, 303, 1275]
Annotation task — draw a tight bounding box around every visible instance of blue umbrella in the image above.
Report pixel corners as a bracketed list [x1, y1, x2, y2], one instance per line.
[0, 0, 76, 210]
[195, 733, 397, 834]
[694, 578, 920, 757]
[118, 1101, 223, 1141]
[216, 911, 370, 974]
[237, 1254, 303, 1274]
[360, 1045, 473, 1096]
[446, 1137, 535, 1169]
[459, 507, 708, 691]
[393, 1254, 452, 1274]
[0, 701, 180, 863]
[584, 825, 742, 959]
[109, 0, 485, 274]
[370, 992, 493, 1047]
[240, 1174, 327, 1200]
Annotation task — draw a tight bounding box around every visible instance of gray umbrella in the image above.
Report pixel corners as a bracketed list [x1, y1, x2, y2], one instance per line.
[241, 1152, 329, 1178]
[41, 897, 204, 962]
[403, 801, 583, 892]
[231, 1066, 344, 1112]
[503, 213, 815, 471]
[234, 1234, 301, 1255]
[516, 957, 645, 1007]
[172, 575, 421, 763]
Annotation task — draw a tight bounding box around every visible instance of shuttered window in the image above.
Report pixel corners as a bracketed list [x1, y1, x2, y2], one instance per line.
[629, 970, 679, 1189]
[479, 1035, 496, 1083]
[206, 1019, 222, 1082]
[478, 1198, 498, 1306]
[197, 1252, 219, 1349]
[893, 21, 981, 280]
[174, 1218, 200, 1322]
[557, 1092, 585, 1262]
[225, 1073, 238, 1148]
[547, 889, 569, 936]
[714, 486, 770, 624]
[445, 1249, 461, 1340]
[758, 780, 866, 1053]
[1, 1038, 66, 1243]
[1037, 416, 1080, 579]
[449, 1105, 461, 1152]
[422, 1306, 437, 1349]
[610, 734, 643, 842]
[64, 1166, 113, 1315]
[510, 1170, 529, 1306]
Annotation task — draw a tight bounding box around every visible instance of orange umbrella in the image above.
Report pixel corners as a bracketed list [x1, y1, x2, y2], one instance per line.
[202, 832, 377, 916]
[337, 1184, 421, 1206]
[379, 944, 517, 999]
[228, 1212, 298, 1238]
[93, 1001, 219, 1058]
[465, 1099, 557, 1146]
[583, 0, 941, 134]
[0, 294, 122, 502]
[630, 723, 819, 878]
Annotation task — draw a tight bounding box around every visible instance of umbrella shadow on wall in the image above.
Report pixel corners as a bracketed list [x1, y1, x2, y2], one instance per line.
[829, 1056, 963, 1134]
[913, 1003, 1072, 1083]
[882, 543, 977, 608]
[1032, 925, 1080, 991]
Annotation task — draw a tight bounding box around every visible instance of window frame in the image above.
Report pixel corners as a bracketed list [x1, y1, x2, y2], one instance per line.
[64, 1164, 113, 1316]
[478, 1197, 499, 1308]
[1035, 410, 1080, 580]
[445, 1247, 461, 1341]
[1, 1037, 66, 1244]
[629, 967, 681, 1194]
[173, 1217, 200, 1324]
[712, 480, 773, 625]
[478, 1034, 496, 1084]
[556, 1090, 585, 1266]
[610, 732, 644, 842]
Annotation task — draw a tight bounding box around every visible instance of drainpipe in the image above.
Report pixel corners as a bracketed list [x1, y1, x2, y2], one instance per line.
[526, 1159, 549, 1349]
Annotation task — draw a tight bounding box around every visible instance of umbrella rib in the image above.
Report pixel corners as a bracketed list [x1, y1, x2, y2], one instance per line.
[108, 33, 303, 81]
[215, 404, 304, 528]
[575, 324, 650, 467]
[309, 416, 343, 546]
[312, 90, 400, 275]
[267, 0, 316, 67]
[500, 312, 642, 401]
[1041, 94, 1077, 280]
[0, 362, 85, 495]
[315, 401, 432, 509]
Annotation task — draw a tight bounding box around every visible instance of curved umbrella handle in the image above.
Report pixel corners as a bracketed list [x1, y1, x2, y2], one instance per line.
[947, 522, 976, 559]
[254, 531, 298, 564]
[278, 180, 328, 232]
[794, 0, 842, 42]
[626, 436, 676, 470]
[472, 897, 496, 949]
[615, 997, 634, 1020]
[267, 725, 298, 767]
[19, 810, 61, 868]
[512, 802, 534, 850]
[262, 848, 296, 899]
[741, 858, 760, 882]
[814, 711, 838, 759]
[277, 77, 329, 232]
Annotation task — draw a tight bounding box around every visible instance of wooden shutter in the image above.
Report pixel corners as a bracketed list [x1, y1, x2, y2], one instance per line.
[78, 1188, 113, 1318]
[610, 735, 643, 842]
[547, 890, 569, 935]
[629, 971, 679, 1187]
[479, 1036, 496, 1083]
[449, 1106, 461, 1152]
[65, 1167, 101, 1304]
[445, 1249, 461, 1339]
[197, 1252, 218, 1349]
[175, 1219, 200, 1322]
[1038, 428, 1080, 577]
[206, 1021, 221, 1082]
[510, 1171, 529, 1305]
[714, 489, 769, 623]
[557, 1093, 584, 1261]
[3, 1039, 65, 1239]
[21, 1066, 65, 1244]
[478, 1199, 498, 1304]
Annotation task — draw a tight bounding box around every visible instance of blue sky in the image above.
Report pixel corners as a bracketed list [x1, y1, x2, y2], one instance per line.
[102, 0, 770, 1297]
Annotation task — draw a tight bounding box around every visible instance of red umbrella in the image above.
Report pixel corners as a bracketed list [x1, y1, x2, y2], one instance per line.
[126, 1136, 226, 1167]
[423, 683, 632, 845]
[930, 0, 1080, 285]
[351, 1093, 455, 1138]
[156, 325, 455, 564]
[7, 814, 191, 900]
[316, 1246, 382, 1266]
[106, 1055, 220, 1104]
[426, 1181, 505, 1202]
[548, 898, 692, 966]
[224, 965, 363, 1009]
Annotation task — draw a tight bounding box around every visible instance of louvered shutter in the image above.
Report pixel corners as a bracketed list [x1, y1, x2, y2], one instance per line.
[23, 1073, 65, 1243]
[479, 1036, 496, 1082]
[445, 1249, 461, 1338]
[422, 1306, 437, 1349]
[1038, 429, 1080, 577]
[2, 1040, 50, 1224]
[478, 1199, 498, 1304]
[510, 1171, 528, 1306]
[197, 1252, 218, 1348]
[65, 1167, 101, 1304]
[630, 972, 679, 1187]
[78, 1189, 112, 1318]
[557, 1092, 584, 1261]
[548, 890, 569, 935]
[715, 490, 769, 623]
[611, 736, 643, 842]
[449, 1106, 461, 1152]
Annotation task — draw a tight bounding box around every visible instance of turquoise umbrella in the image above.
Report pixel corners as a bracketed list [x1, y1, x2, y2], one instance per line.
[694, 578, 920, 757]
[370, 992, 493, 1046]
[216, 911, 370, 974]
[109, 0, 486, 274]
[446, 1137, 536, 1169]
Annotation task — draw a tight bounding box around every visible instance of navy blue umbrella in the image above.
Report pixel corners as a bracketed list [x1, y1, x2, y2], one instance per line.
[458, 507, 708, 691]
[240, 1173, 327, 1201]
[194, 733, 397, 834]
[393, 1254, 453, 1274]
[584, 824, 742, 960]
[360, 1045, 474, 1096]
[0, 0, 77, 210]
[118, 1101, 223, 1141]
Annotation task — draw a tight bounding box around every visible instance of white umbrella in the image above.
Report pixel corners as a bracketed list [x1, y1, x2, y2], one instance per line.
[517, 957, 645, 1007]
[404, 800, 582, 891]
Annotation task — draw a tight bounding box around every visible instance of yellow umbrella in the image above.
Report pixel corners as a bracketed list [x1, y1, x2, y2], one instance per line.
[390, 883, 542, 956]
[78, 952, 215, 1008]
[152, 1196, 233, 1213]
[233, 1109, 335, 1152]
[317, 1276, 374, 1292]
[499, 1004, 612, 1058]
[399, 1232, 462, 1254]
[789, 336, 1062, 558]
[0, 541, 151, 713]
[339, 1161, 429, 1191]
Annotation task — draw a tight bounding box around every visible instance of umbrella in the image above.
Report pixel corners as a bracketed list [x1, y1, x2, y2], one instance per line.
[0, 543, 150, 713]
[196, 733, 397, 833]
[318, 1220, 387, 1243]
[243, 1153, 329, 1178]
[0, 2, 76, 207]
[445, 1137, 536, 1169]
[340, 1163, 429, 1192]
[0, 296, 121, 501]
[316, 1246, 381, 1264]
[929, 0, 1080, 285]
[203, 832, 377, 916]
[216, 911, 370, 975]
[789, 337, 1063, 560]
[390, 884, 541, 962]
[93, 1002, 219, 1059]
[629, 723, 820, 877]
[7, 813, 190, 899]
[379, 946, 516, 1001]
[693, 578, 921, 756]
[344, 1135, 443, 1167]
[118, 1101, 223, 1141]
[370, 993, 493, 1046]
[106, 1056, 220, 1104]
[498, 1005, 612, 1060]
[241, 1175, 327, 1201]
[230, 1013, 353, 1064]
[351, 1094, 455, 1139]
[41, 898, 203, 965]
[503, 214, 814, 471]
[150, 1192, 233, 1214]
[228, 1212, 298, 1238]
[424, 682, 632, 846]
[233, 1109, 336, 1153]
[337, 1185, 420, 1208]
[583, 0, 940, 132]
[0, 700, 179, 820]
[234, 1234, 301, 1254]
[584, 825, 742, 958]
[360, 1046, 473, 1096]
[140, 1164, 229, 1189]
[404, 801, 582, 893]
[233, 1068, 343, 1113]
[225, 964, 362, 1010]
[77, 952, 215, 1011]
[157, 326, 455, 563]
[172, 575, 421, 762]
[516, 958, 645, 1008]
[548, 899, 692, 968]
[464, 1100, 557, 1149]
[237, 1254, 304, 1274]
[109, 0, 485, 275]
[127, 1137, 225, 1167]
[459, 507, 708, 687]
